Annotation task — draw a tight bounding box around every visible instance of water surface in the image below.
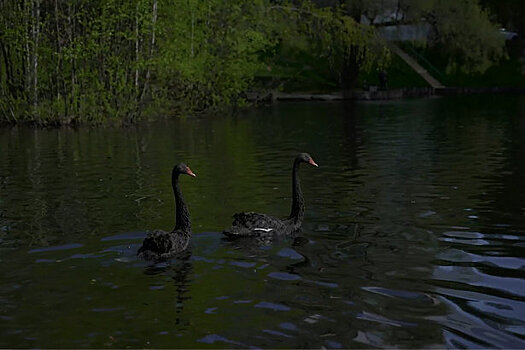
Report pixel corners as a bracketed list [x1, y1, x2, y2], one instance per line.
[1, 95, 525, 348]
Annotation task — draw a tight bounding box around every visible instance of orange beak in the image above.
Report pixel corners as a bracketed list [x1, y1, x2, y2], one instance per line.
[186, 167, 196, 177]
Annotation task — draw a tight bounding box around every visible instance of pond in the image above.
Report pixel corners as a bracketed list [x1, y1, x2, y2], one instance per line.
[1, 95, 525, 348]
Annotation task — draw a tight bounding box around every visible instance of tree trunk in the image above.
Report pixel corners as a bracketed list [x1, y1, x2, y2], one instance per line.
[135, 2, 139, 101]
[68, 3, 75, 116]
[191, 9, 195, 58]
[139, 0, 157, 105]
[341, 45, 362, 90]
[0, 37, 15, 96]
[31, 0, 40, 116]
[54, 0, 62, 103]
[24, 0, 30, 95]
[340, 1, 363, 90]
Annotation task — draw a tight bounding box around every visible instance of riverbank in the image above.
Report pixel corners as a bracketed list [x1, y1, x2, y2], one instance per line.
[245, 86, 525, 103]
[3, 86, 524, 127]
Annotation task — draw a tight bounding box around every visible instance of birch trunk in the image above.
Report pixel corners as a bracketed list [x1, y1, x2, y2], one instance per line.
[135, 2, 139, 101]
[24, 0, 30, 94]
[67, 3, 75, 115]
[191, 10, 194, 58]
[54, 0, 61, 101]
[139, 0, 157, 104]
[31, 0, 40, 114]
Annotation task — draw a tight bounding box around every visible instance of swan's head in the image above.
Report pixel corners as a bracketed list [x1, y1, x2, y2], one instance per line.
[174, 163, 196, 177]
[297, 153, 318, 167]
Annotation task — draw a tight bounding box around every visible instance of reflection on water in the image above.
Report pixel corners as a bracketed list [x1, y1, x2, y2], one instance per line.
[1, 95, 525, 348]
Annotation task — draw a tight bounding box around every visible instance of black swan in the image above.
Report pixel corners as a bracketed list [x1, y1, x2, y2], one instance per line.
[138, 163, 196, 260]
[223, 153, 318, 239]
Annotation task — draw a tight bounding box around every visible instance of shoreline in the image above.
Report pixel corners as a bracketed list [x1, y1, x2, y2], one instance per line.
[246, 86, 525, 102]
[2, 87, 525, 127]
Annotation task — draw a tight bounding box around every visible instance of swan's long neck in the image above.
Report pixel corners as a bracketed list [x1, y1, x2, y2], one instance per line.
[172, 171, 191, 232]
[288, 159, 305, 225]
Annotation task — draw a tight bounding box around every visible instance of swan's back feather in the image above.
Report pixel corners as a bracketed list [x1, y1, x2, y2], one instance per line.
[137, 229, 190, 261]
[223, 211, 293, 238]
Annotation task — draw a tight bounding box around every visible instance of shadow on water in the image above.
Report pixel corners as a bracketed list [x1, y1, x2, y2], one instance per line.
[1, 96, 525, 348]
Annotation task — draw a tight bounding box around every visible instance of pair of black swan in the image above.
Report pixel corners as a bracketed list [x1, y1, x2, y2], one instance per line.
[137, 153, 318, 260]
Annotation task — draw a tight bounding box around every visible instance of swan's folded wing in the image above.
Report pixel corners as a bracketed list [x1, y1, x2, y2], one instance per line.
[138, 230, 171, 256]
[137, 229, 190, 260]
[223, 212, 286, 237]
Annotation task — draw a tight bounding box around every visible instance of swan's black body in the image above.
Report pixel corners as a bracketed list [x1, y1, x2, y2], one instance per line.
[223, 153, 317, 239]
[138, 163, 196, 260]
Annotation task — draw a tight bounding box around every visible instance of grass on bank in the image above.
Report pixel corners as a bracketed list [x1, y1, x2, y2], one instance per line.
[253, 39, 525, 94]
[253, 46, 430, 94]
[398, 41, 525, 88]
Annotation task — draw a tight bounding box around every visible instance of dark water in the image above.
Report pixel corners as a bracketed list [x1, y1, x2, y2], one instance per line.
[1, 96, 525, 348]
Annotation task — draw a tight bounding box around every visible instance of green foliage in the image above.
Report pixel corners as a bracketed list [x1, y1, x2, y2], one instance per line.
[343, 0, 507, 74]
[155, 0, 276, 112]
[480, 0, 525, 35]
[400, 41, 525, 87]
[258, 2, 389, 90]
[0, 0, 512, 124]
[0, 0, 157, 124]
[428, 0, 507, 74]
[303, 4, 389, 83]
[359, 54, 429, 89]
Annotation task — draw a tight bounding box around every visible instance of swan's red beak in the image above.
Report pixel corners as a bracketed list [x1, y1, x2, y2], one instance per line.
[308, 158, 318, 167]
[186, 167, 196, 177]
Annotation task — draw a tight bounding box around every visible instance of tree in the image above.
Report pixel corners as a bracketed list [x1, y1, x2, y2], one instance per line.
[479, 0, 525, 36]
[154, 0, 281, 112]
[338, 0, 506, 75]
[266, 1, 389, 90]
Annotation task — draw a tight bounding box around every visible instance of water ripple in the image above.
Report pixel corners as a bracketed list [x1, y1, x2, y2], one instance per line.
[255, 302, 291, 311]
[28, 243, 83, 254]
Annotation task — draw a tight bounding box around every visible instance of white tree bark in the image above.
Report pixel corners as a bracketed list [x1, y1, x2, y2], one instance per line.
[31, 0, 40, 113]
[135, 1, 140, 99]
[139, 0, 157, 103]
[24, 0, 30, 93]
[191, 10, 195, 58]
